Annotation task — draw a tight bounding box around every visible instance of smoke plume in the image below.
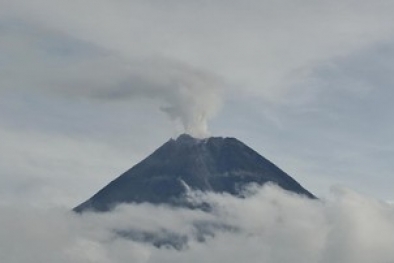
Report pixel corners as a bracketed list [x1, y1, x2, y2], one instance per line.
[2, 40, 223, 137]
[0, 21, 222, 137]
[81, 57, 223, 138]
[121, 58, 223, 138]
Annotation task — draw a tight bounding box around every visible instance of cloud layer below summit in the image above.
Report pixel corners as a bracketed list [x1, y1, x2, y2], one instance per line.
[1, 186, 394, 263]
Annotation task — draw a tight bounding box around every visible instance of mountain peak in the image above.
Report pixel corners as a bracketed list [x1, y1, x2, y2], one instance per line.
[74, 135, 315, 212]
[174, 133, 205, 144]
[176, 133, 199, 141]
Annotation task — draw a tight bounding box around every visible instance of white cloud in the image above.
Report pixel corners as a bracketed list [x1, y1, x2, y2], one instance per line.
[1, 185, 394, 263]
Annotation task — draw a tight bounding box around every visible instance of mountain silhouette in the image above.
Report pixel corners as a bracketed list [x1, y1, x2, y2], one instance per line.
[74, 134, 315, 213]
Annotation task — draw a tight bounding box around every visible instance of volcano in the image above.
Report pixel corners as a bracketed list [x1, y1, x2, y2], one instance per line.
[74, 134, 314, 213]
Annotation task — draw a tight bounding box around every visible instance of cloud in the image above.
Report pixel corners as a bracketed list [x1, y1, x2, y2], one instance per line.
[0, 22, 223, 137]
[53, 55, 223, 138]
[1, 185, 394, 263]
[2, 0, 392, 106]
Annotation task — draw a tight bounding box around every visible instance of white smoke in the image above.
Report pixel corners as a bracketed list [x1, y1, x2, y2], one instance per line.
[0, 30, 223, 137]
[0, 21, 222, 138]
[107, 57, 223, 138]
[124, 58, 223, 138]
[83, 56, 223, 138]
[2, 185, 394, 263]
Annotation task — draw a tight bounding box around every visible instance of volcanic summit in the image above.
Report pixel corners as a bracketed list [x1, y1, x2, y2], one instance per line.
[74, 134, 314, 212]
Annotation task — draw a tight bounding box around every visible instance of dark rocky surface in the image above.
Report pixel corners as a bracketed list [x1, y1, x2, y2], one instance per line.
[74, 134, 315, 213]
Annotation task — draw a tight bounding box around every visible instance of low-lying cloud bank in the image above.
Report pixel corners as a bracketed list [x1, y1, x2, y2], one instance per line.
[1, 185, 394, 263]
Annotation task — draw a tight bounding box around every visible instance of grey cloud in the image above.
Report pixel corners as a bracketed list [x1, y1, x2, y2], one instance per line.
[0, 21, 223, 137]
[3, 0, 394, 100]
[56, 55, 223, 138]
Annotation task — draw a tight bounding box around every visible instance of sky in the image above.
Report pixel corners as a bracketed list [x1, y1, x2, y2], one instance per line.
[1, 0, 394, 206]
[1, 0, 394, 262]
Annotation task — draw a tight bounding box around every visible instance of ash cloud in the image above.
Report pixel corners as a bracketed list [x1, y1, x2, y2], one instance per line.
[2, 185, 394, 263]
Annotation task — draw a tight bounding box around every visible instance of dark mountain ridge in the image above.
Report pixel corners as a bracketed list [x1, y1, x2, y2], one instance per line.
[74, 134, 314, 213]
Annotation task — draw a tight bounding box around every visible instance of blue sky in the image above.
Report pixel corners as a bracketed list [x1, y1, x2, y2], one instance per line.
[1, 0, 394, 207]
